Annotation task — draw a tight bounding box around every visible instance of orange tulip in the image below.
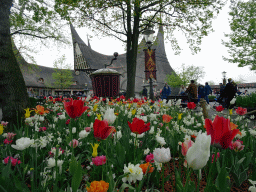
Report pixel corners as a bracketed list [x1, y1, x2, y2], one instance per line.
[162, 114, 173, 123]
[34, 105, 49, 115]
[139, 162, 154, 174]
[86, 180, 109, 192]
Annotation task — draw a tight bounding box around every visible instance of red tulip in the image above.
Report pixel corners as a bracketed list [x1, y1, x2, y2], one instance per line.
[235, 107, 247, 115]
[205, 115, 240, 149]
[93, 119, 116, 140]
[64, 99, 89, 119]
[128, 117, 150, 134]
[215, 105, 224, 112]
[187, 102, 196, 109]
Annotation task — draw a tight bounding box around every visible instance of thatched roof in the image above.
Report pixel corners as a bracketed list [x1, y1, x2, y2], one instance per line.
[70, 24, 179, 95]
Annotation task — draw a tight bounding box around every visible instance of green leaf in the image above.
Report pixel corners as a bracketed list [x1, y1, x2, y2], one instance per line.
[215, 166, 230, 192]
[119, 183, 135, 192]
[116, 142, 125, 167]
[71, 159, 83, 192]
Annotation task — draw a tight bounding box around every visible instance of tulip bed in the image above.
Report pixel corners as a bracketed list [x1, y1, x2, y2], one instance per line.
[1, 96, 256, 192]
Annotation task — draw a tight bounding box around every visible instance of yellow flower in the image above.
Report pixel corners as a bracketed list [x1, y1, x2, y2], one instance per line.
[91, 143, 99, 157]
[128, 104, 131, 109]
[24, 108, 33, 118]
[178, 113, 183, 120]
[132, 109, 136, 115]
[96, 114, 102, 121]
[93, 105, 98, 112]
[0, 124, 4, 135]
[150, 106, 153, 109]
[229, 109, 233, 115]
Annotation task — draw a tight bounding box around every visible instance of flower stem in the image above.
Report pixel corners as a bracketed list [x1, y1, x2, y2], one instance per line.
[162, 164, 165, 192]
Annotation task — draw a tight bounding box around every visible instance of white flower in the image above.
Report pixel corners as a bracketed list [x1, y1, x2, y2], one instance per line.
[154, 161, 162, 171]
[11, 137, 34, 150]
[122, 163, 143, 184]
[25, 117, 33, 124]
[249, 179, 256, 192]
[230, 98, 236, 105]
[53, 117, 58, 123]
[114, 131, 122, 140]
[103, 107, 116, 124]
[57, 137, 62, 144]
[250, 115, 255, 120]
[186, 131, 211, 170]
[79, 130, 89, 139]
[72, 127, 76, 134]
[39, 116, 45, 122]
[175, 99, 181, 106]
[59, 113, 65, 120]
[235, 129, 246, 139]
[47, 158, 56, 168]
[156, 136, 166, 146]
[86, 95, 91, 102]
[149, 126, 155, 134]
[249, 129, 256, 137]
[144, 148, 150, 155]
[153, 147, 171, 163]
[131, 132, 144, 138]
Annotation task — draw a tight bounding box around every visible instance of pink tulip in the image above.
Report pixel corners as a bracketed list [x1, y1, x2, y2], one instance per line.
[69, 139, 79, 148]
[211, 152, 220, 163]
[85, 127, 91, 132]
[229, 140, 245, 152]
[181, 140, 194, 156]
[39, 127, 47, 132]
[92, 155, 107, 166]
[4, 156, 21, 166]
[145, 153, 154, 163]
[4, 139, 13, 144]
[6, 133, 16, 140]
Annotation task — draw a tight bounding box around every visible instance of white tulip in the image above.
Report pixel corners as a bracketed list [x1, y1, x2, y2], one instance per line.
[11, 137, 34, 150]
[153, 147, 171, 163]
[79, 130, 89, 139]
[103, 107, 116, 124]
[186, 131, 211, 170]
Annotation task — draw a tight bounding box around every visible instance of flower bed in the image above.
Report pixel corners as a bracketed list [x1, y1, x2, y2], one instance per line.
[1, 96, 256, 192]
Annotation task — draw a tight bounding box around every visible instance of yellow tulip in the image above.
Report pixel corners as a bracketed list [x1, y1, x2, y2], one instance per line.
[0, 124, 3, 135]
[96, 114, 102, 120]
[24, 108, 33, 118]
[93, 105, 98, 112]
[178, 113, 183, 120]
[132, 109, 136, 115]
[229, 109, 233, 115]
[91, 143, 99, 157]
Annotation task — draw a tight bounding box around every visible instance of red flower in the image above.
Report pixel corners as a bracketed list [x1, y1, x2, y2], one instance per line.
[205, 115, 240, 149]
[49, 96, 53, 100]
[235, 107, 247, 115]
[120, 95, 125, 100]
[146, 153, 154, 163]
[66, 119, 70, 125]
[187, 102, 196, 109]
[116, 98, 120, 102]
[128, 117, 150, 134]
[64, 99, 89, 119]
[93, 119, 116, 140]
[216, 105, 224, 112]
[162, 114, 173, 123]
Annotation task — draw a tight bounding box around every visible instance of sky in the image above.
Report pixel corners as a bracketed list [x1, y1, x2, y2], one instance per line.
[16, 1, 256, 85]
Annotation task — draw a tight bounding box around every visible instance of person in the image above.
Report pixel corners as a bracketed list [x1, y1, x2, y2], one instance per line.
[142, 86, 148, 97]
[244, 90, 249, 95]
[161, 83, 171, 100]
[222, 78, 237, 108]
[178, 85, 186, 96]
[185, 80, 197, 102]
[198, 84, 205, 103]
[204, 82, 212, 104]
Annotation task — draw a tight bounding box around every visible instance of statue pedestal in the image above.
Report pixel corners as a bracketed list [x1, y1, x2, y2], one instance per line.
[90, 68, 121, 97]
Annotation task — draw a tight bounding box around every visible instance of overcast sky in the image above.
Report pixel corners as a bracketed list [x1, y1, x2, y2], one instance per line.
[16, 1, 256, 85]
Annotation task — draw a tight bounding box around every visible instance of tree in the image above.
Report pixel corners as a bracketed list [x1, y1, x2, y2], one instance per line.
[55, 0, 226, 98]
[52, 55, 73, 96]
[222, 0, 256, 70]
[207, 80, 216, 85]
[166, 63, 205, 87]
[0, 0, 68, 128]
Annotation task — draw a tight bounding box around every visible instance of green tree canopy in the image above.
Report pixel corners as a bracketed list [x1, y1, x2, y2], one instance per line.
[52, 55, 73, 95]
[166, 63, 205, 87]
[54, 0, 226, 97]
[222, 0, 256, 70]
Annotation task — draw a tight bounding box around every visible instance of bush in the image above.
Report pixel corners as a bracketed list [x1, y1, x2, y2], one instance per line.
[208, 95, 216, 100]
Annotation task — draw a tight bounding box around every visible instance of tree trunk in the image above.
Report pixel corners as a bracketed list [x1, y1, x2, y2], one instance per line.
[0, 0, 29, 129]
[126, 2, 140, 98]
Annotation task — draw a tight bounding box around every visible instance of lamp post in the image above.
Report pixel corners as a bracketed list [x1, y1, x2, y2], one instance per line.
[143, 26, 156, 101]
[222, 71, 227, 85]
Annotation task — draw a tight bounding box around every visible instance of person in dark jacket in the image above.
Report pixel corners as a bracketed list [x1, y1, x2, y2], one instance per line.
[185, 80, 197, 102]
[142, 86, 148, 97]
[204, 82, 212, 104]
[198, 84, 205, 103]
[222, 78, 237, 108]
[161, 83, 171, 100]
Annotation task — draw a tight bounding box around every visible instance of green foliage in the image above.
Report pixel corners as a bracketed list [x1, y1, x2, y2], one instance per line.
[222, 0, 256, 71]
[235, 93, 256, 108]
[51, 55, 73, 92]
[166, 63, 205, 87]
